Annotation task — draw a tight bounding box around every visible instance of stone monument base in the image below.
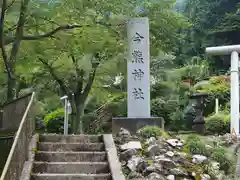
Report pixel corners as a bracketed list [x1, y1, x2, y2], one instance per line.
[112, 117, 164, 134]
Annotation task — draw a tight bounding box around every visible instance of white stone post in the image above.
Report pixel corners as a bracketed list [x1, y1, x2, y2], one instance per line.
[127, 17, 150, 118]
[206, 45, 240, 135]
[215, 98, 219, 114]
[230, 51, 239, 135]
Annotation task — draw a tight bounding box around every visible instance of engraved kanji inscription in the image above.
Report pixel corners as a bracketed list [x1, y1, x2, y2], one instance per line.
[132, 50, 144, 63]
[132, 32, 144, 43]
[132, 69, 144, 81]
[132, 88, 144, 100]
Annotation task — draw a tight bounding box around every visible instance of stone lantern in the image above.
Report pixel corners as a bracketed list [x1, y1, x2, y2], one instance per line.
[190, 93, 208, 134]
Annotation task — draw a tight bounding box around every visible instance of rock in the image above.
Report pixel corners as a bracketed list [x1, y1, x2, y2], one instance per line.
[147, 172, 165, 180]
[120, 141, 142, 151]
[155, 155, 176, 169]
[136, 161, 148, 173]
[146, 137, 157, 146]
[127, 171, 144, 179]
[120, 149, 138, 161]
[176, 152, 187, 157]
[147, 144, 162, 157]
[145, 165, 157, 175]
[205, 161, 220, 178]
[127, 156, 143, 171]
[167, 139, 184, 148]
[114, 129, 227, 180]
[170, 168, 188, 176]
[167, 175, 175, 180]
[192, 154, 208, 164]
[121, 161, 127, 166]
[165, 151, 175, 157]
[118, 128, 131, 143]
[175, 157, 193, 168]
[201, 174, 211, 180]
[119, 127, 131, 137]
[144, 163, 164, 176]
[172, 153, 193, 167]
[220, 133, 237, 145]
[177, 141, 184, 147]
[167, 139, 178, 147]
[210, 161, 220, 171]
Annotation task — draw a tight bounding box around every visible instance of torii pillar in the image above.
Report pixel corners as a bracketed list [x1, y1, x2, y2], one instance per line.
[206, 45, 240, 135]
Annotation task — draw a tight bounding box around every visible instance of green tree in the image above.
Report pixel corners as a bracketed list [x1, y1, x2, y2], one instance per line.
[176, 0, 240, 72]
[0, 0, 188, 133]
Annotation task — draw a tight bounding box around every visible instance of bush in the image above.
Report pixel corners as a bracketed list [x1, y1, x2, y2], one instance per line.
[169, 108, 185, 131]
[210, 148, 233, 174]
[151, 98, 179, 126]
[138, 126, 168, 138]
[205, 113, 230, 135]
[196, 76, 230, 116]
[185, 134, 201, 144]
[44, 108, 71, 134]
[184, 134, 209, 156]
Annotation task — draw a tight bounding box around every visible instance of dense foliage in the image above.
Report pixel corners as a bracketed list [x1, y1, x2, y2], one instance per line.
[205, 113, 230, 135]
[0, 0, 237, 134]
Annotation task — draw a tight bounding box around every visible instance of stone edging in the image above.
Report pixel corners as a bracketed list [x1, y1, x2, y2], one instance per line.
[20, 134, 39, 180]
[103, 134, 125, 180]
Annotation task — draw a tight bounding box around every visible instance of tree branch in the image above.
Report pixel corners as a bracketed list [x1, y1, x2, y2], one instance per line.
[38, 57, 69, 95]
[3, 21, 124, 46]
[70, 54, 84, 95]
[9, 0, 30, 65]
[6, 0, 16, 10]
[81, 54, 101, 99]
[4, 18, 28, 34]
[4, 24, 89, 45]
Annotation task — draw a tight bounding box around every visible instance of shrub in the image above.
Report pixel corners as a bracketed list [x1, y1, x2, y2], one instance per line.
[151, 82, 173, 99]
[151, 98, 180, 128]
[44, 108, 71, 134]
[184, 134, 209, 156]
[169, 108, 185, 131]
[138, 126, 168, 138]
[210, 148, 233, 174]
[185, 134, 201, 144]
[205, 113, 230, 135]
[196, 76, 230, 116]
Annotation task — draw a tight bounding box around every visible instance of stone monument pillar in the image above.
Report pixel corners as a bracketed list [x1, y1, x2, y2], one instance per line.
[112, 17, 163, 134]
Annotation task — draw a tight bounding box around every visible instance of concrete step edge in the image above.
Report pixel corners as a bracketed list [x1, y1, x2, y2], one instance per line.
[31, 173, 111, 177]
[40, 134, 102, 138]
[39, 134, 103, 143]
[38, 142, 104, 145]
[33, 161, 108, 165]
[36, 151, 106, 154]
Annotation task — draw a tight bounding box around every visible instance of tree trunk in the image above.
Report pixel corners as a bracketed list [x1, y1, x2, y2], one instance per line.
[71, 101, 85, 134]
[7, 77, 15, 101]
[76, 104, 85, 134]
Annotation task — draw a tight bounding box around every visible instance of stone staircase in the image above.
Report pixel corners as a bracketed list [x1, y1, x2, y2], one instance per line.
[30, 134, 112, 180]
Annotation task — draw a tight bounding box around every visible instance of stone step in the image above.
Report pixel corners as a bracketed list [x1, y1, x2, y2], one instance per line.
[32, 162, 110, 174]
[37, 142, 105, 152]
[39, 134, 102, 143]
[31, 173, 112, 180]
[35, 151, 107, 162]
